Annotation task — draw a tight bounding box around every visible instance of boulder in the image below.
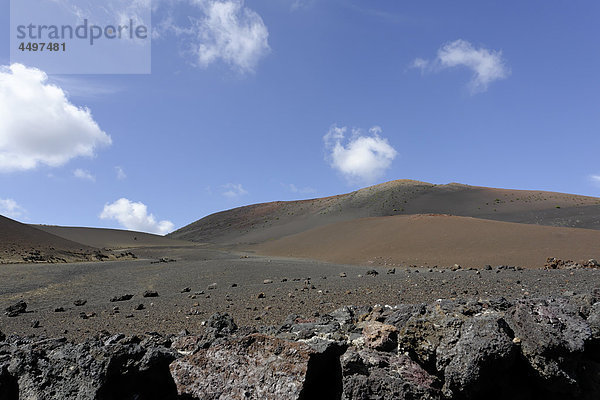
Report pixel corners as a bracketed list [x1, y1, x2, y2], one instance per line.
[341, 347, 441, 399]
[170, 333, 343, 399]
[362, 322, 398, 352]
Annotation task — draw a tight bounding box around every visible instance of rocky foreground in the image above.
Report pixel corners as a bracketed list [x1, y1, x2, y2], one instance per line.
[1, 291, 599, 400]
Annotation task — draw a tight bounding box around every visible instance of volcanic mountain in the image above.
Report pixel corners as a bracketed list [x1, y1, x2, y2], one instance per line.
[168, 180, 600, 268]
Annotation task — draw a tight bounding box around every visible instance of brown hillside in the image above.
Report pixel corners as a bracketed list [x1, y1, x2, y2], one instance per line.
[169, 180, 600, 245]
[0, 215, 102, 263]
[251, 214, 600, 268]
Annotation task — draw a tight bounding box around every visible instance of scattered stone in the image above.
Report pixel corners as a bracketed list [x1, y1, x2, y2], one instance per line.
[73, 299, 87, 307]
[257, 292, 266, 299]
[231, 283, 238, 287]
[339, 272, 347, 278]
[54, 307, 65, 312]
[387, 268, 396, 274]
[143, 290, 159, 298]
[31, 320, 40, 328]
[134, 304, 145, 311]
[366, 269, 379, 276]
[110, 294, 134, 302]
[263, 279, 273, 284]
[208, 283, 217, 290]
[5, 300, 27, 317]
[181, 287, 191, 293]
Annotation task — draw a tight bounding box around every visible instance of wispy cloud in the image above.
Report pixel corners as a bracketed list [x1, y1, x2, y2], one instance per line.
[324, 125, 398, 184]
[0, 198, 26, 219]
[0, 64, 111, 172]
[283, 183, 316, 194]
[115, 166, 127, 180]
[100, 198, 174, 235]
[290, 0, 314, 11]
[73, 168, 95, 182]
[222, 183, 248, 198]
[412, 39, 510, 93]
[590, 174, 600, 185]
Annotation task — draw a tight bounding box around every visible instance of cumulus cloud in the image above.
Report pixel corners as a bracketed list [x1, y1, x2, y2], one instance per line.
[155, 0, 270, 73]
[0, 198, 26, 219]
[412, 39, 509, 93]
[324, 125, 398, 184]
[192, 0, 270, 73]
[222, 183, 248, 198]
[100, 198, 174, 235]
[115, 166, 127, 180]
[73, 168, 95, 182]
[0, 64, 112, 172]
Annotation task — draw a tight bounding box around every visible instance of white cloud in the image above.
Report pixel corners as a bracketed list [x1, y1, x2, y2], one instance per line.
[115, 166, 127, 180]
[324, 125, 398, 184]
[73, 168, 95, 182]
[155, 0, 270, 73]
[100, 198, 174, 235]
[590, 175, 600, 185]
[192, 0, 270, 73]
[413, 39, 509, 93]
[0, 64, 112, 172]
[0, 198, 26, 219]
[222, 183, 248, 198]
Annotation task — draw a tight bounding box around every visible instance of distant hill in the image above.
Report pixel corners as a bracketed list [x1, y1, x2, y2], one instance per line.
[168, 179, 600, 246]
[0, 215, 102, 263]
[35, 225, 190, 250]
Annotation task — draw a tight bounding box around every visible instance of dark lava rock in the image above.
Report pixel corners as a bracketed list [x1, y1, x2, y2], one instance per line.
[0, 334, 177, 400]
[171, 333, 344, 400]
[507, 297, 594, 396]
[5, 301, 27, 317]
[134, 304, 145, 311]
[206, 312, 237, 338]
[180, 287, 191, 293]
[588, 302, 600, 339]
[143, 290, 159, 298]
[366, 269, 379, 276]
[341, 347, 441, 399]
[110, 294, 134, 302]
[54, 307, 65, 313]
[73, 299, 87, 307]
[2, 294, 599, 400]
[31, 320, 40, 328]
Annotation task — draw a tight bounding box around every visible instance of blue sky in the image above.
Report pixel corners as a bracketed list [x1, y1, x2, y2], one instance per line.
[1, 0, 599, 233]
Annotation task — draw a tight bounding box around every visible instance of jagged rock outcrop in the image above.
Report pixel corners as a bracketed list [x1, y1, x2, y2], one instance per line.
[0, 334, 176, 400]
[1, 294, 599, 400]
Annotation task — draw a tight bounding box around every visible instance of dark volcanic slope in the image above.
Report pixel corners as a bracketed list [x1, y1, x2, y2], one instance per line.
[35, 225, 191, 250]
[0, 215, 100, 263]
[169, 180, 600, 245]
